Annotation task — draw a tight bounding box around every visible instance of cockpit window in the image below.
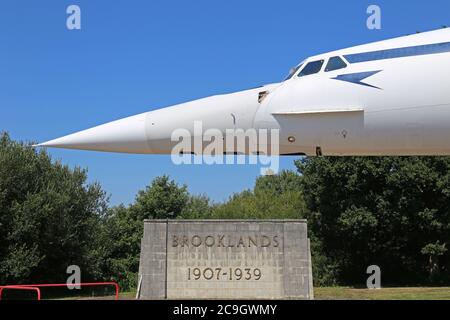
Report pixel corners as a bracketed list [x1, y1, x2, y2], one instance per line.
[284, 63, 303, 80]
[325, 56, 347, 72]
[298, 60, 324, 77]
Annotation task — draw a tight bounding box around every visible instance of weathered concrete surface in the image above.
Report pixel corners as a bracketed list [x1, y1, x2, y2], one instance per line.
[138, 220, 313, 299]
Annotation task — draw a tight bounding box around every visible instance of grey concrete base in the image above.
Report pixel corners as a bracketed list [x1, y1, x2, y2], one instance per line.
[137, 220, 313, 300]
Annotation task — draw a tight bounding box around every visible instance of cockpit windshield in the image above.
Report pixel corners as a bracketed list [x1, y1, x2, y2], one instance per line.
[284, 61, 304, 81]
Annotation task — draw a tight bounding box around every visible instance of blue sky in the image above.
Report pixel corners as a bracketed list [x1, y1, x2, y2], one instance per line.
[1, 0, 449, 205]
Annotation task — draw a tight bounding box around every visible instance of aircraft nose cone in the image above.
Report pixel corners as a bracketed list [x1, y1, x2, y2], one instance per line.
[36, 112, 151, 153]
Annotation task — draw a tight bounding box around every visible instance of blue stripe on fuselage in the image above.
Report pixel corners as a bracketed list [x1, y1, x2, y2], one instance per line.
[344, 41, 450, 63]
[332, 70, 383, 89]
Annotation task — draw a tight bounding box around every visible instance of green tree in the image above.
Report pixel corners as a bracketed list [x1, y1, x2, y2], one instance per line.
[212, 170, 306, 219]
[254, 170, 303, 195]
[131, 175, 189, 220]
[421, 241, 448, 282]
[96, 205, 142, 291]
[297, 157, 450, 285]
[98, 176, 193, 290]
[180, 194, 215, 219]
[0, 132, 108, 284]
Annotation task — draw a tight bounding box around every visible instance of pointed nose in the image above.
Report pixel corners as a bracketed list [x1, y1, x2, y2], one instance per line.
[36, 82, 282, 154]
[37, 112, 152, 153]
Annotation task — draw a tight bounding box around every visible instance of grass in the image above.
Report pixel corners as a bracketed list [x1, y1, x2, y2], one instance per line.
[95, 287, 450, 300]
[314, 287, 450, 300]
[55, 290, 137, 300]
[48, 287, 450, 300]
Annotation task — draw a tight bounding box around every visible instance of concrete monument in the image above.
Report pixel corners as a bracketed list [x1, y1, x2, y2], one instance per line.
[137, 220, 313, 299]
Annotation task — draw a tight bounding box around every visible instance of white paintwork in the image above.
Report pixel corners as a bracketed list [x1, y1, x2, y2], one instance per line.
[38, 28, 450, 156]
[272, 108, 364, 115]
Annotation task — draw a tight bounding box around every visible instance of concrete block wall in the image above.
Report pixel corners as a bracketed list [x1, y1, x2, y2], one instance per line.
[138, 220, 312, 299]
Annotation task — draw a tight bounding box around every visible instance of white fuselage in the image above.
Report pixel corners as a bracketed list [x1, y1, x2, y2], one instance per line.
[259, 28, 450, 156]
[39, 28, 450, 156]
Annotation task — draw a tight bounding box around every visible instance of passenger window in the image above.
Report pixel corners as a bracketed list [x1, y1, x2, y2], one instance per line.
[298, 60, 324, 77]
[325, 56, 347, 72]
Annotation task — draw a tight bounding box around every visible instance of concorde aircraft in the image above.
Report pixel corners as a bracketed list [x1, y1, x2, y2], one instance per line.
[38, 28, 450, 156]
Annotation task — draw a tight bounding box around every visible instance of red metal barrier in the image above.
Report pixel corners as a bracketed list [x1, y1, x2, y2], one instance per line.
[0, 282, 119, 300]
[0, 286, 41, 300]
